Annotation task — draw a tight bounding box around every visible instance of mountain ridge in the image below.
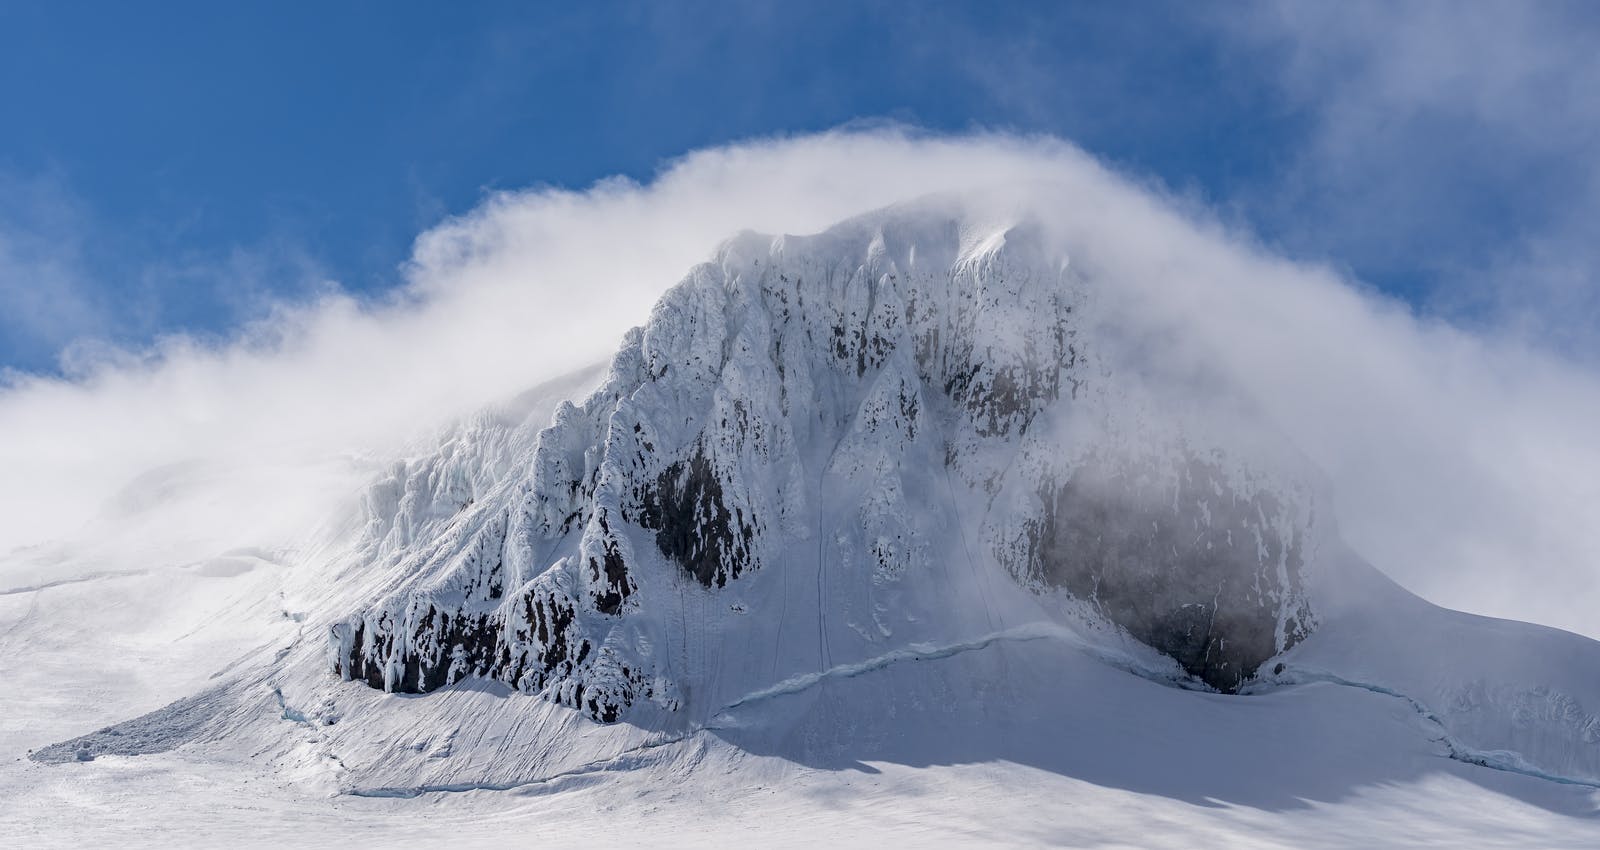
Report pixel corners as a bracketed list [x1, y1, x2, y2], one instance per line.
[331, 198, 1322, 724]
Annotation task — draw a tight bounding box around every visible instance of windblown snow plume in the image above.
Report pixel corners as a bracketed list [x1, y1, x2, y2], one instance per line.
[8, 130, 1600, 848]
[2, 131, 1597, 637]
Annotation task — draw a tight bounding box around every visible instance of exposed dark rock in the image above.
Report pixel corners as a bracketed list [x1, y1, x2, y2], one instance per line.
[338, 605, 498, 694]
[588, 511, 634, 615]
[333, 581, 645, 722]
[637, 444, 757, 588]
[1023, 453, 1312, 692]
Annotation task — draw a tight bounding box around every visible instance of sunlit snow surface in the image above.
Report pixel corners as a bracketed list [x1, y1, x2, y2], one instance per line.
[6, 485, 1600, 848]
[3, 556, 1600, 848]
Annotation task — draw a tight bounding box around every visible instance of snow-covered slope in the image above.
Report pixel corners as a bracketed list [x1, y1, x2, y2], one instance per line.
[8, 197, 1600, 847]
[1274, 547, 1600, 785]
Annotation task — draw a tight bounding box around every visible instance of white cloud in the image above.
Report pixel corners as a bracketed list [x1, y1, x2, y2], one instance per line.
[0, 173, 110, 362]
[1221, 0, 1600, 357]
[1, 129, 1596, 639]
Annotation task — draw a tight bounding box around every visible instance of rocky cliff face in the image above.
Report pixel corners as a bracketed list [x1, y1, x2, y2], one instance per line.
[1016, 452, 1313, 691]
[330, 201, 1323, 720]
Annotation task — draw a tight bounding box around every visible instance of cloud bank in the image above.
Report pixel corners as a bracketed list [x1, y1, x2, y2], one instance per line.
[1, 129, 1596, 638]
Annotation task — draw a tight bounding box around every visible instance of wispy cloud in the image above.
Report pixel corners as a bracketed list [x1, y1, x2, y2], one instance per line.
[0, 169, 344, 380]
[1220, 0, 1600, 356]
[0, 172, 111, 366]
[0, 130, 1596, 641]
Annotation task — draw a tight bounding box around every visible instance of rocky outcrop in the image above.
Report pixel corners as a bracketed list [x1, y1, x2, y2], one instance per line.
[1020, 453, 1314, 691]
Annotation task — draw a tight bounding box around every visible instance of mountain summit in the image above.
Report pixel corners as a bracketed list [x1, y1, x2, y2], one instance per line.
[333, 199, 1324, 725]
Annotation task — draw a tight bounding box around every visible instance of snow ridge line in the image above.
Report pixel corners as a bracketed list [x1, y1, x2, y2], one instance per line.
[714, 621, 1086, 713]
[0, 569, 152, 596]
[1277, 667, 1600, 790]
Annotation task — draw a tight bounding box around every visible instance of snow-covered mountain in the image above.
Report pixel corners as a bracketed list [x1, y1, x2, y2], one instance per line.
[10, 197, 1600, 847]
[329, 199, 1318, 728]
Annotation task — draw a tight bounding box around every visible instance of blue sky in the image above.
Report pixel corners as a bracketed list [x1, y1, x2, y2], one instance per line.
[3, 1, 1599, 373]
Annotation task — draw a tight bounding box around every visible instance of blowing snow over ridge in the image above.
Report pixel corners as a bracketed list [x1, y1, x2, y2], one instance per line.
[2, 130, 1597, 638]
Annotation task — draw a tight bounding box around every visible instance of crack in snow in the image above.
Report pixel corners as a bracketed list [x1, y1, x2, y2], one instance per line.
[712, 621, 1104, 715]
[1274, 667, 1600, 790]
